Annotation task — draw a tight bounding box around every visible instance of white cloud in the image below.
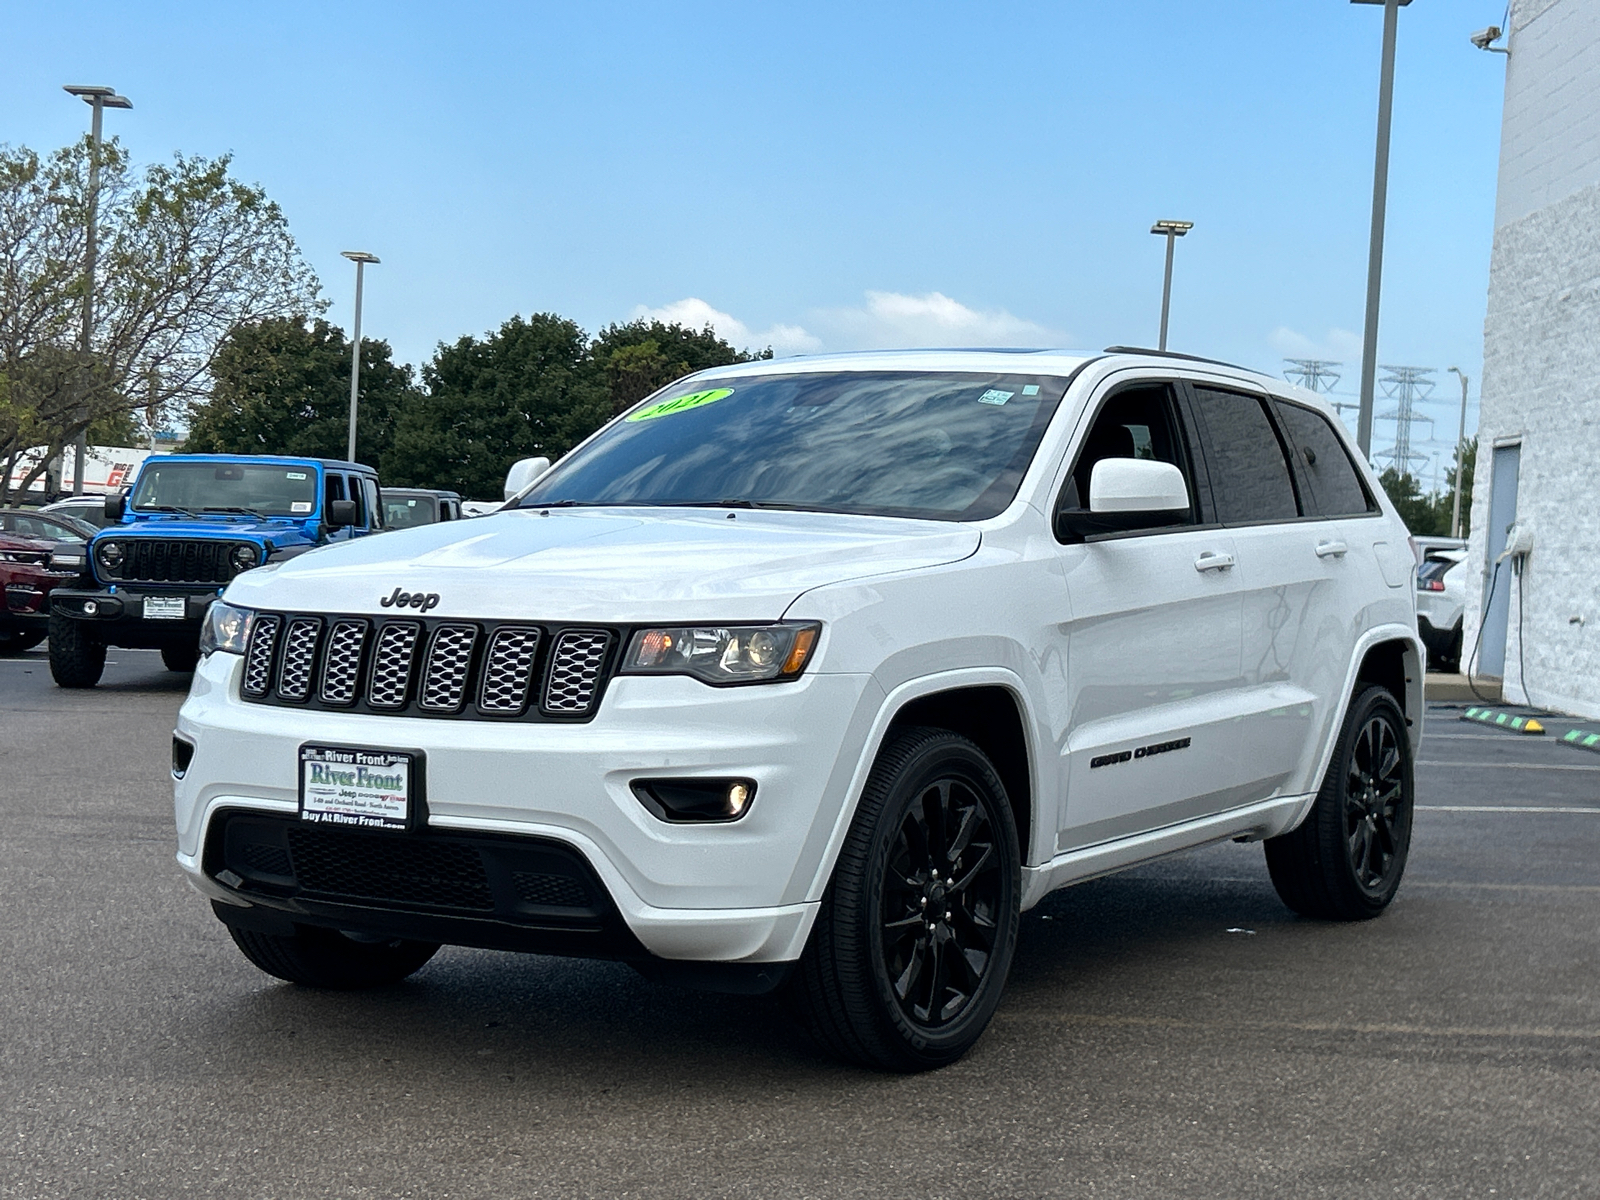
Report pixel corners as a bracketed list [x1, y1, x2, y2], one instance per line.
[629, 297, 821, 355]
[1268, 326, 1364, 362]
[814, 291, 1061, 350]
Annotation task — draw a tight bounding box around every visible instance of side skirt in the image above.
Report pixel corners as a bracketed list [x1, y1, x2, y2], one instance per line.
[1019, 795, 1307, 910]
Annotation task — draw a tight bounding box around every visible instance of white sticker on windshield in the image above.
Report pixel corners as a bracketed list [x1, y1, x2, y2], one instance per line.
[978, 389, 1014, 406]
[285, 471, 308, 480]
[291, 501, 313, 513]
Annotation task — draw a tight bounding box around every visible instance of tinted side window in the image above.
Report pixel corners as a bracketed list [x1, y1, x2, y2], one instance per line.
[1193, 388, 1300, 524]
[362, 478, 382, 528]
[324, 473, 345, 509]
[1273, 400, 1374, 517]
[1057, 382, 1200, 539]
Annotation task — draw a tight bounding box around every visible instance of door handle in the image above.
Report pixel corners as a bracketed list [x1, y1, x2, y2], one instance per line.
[1315, 540, 1349, 559]
[1194, 551, 1235, 573]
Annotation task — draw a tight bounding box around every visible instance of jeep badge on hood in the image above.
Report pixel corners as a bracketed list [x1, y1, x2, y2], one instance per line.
[380, 587, 440, 612]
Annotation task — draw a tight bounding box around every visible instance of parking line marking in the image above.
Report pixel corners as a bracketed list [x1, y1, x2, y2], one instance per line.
[998, 1011, 1600, 1041]
[1417, 805, 1600, 814]
[1404, 881, 1600, 893]
[1415, 759, 1600, 772]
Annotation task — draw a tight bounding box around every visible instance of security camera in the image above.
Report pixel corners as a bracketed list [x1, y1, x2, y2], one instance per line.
[1470, 25, 1502, 50]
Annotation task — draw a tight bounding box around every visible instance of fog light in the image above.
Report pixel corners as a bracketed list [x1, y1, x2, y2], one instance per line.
[83, 600, 99, 616]
[631, 778, 757, 823]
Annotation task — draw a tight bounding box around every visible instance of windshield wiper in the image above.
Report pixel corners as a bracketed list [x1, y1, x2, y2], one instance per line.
[138, 504, 198, 517]
[200, 506, 267, 518]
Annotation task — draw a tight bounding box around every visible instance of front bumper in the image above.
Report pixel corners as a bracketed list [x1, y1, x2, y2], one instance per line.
[175, 651, 880, 965]
[52, 586, 218, 645]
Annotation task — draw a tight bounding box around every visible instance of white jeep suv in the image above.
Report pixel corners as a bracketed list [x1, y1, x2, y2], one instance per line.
[173, 348, 1422, 1071]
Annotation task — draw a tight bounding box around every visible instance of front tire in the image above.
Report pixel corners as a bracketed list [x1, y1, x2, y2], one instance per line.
[0, 628, 46, 655]
[227, 923, 440, 989]
[1265, 685, 1414, 920]
[792, 727, 1021, 1072]
[48, 612, 106, 688]
[161, 642, 200, 673]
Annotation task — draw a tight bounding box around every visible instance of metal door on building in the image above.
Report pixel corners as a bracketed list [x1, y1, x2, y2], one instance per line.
[1479, 442, 1521, 677]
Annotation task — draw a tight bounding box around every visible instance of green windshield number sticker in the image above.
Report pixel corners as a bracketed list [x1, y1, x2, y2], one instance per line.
[627, 388, 735, 422]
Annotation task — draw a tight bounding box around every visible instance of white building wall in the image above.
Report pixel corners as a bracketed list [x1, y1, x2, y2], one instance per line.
[1463, 0, 1600, 718]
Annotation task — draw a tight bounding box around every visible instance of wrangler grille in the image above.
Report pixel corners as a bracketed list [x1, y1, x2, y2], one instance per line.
[98, 538, 250, 585]
[240, 613, 614, 721]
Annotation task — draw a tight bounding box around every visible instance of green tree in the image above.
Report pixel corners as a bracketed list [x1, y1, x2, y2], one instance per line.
[0, 138, 320, 501]
[1378, 468, 1441, 535]
[1441, 436, 1476, 537]
[383, 314, 608, 498]
[184, 317, 417, 465]
[591, 319, 772, 415]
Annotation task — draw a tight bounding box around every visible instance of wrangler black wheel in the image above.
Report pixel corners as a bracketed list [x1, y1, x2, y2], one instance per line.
[47, 611, 105, 688]
[227, 923, 440, 989]
[792, 727, 1020, 1072]
[1265, 685, 1414, 920]
[161, 642, 200, 673]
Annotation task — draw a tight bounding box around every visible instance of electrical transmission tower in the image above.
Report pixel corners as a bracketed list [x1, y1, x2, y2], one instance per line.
[1283, 359, 1357, 415]
[1373, 365, 1435, 476]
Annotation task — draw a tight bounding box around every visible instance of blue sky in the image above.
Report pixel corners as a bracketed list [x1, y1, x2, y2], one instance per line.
[3, 1, 1508, 479]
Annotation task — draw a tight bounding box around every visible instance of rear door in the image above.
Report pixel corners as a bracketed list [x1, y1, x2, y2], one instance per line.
[1054, 378, 1244, 852]
[1189, 385, 1371, 799]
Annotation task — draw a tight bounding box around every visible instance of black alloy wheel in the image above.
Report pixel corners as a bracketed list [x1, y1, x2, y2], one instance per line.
[880, 776, 1006, 1028]
[1265, 685, 1414, 920]
[792, 727, 1020, 1072]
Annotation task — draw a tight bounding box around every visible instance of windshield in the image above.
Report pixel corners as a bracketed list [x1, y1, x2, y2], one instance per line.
[130, 462, 318, 517]
[518, 370, 1069, 521]
[384, 495, 438, 528]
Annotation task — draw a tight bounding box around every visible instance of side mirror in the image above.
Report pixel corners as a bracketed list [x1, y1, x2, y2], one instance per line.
[103, 493, 126, 521]
[504, 456, 551, 502]
[327, 499, 359, 527]
[1058, 458, 1190, 540]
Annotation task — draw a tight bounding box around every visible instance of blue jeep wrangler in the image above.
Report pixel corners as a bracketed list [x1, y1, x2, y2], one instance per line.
[48, 454, 383, 687]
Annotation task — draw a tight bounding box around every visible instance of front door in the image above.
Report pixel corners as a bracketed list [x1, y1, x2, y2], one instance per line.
[1054, 380, 1244, 853]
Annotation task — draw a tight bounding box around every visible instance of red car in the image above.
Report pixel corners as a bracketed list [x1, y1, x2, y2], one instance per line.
[0, 532, 74, 653]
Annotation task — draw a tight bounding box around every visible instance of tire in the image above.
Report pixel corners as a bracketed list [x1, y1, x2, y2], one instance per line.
[227, 923, 440, 989]
[1265, 685, 1414, 920]
[791, 727, 1021, 1072]
[47, 611, 106, 688]
[0, 628, 46, 655]
[1442, 624, 1463, 675]
[161, 642, 200, 673]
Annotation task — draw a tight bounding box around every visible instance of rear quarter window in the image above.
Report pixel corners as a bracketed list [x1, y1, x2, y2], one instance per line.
[1273, 400, 1375, 518]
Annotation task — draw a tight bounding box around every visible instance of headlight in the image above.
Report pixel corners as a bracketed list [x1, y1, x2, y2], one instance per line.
[95, 541, 125, 570]
[230, 543, 259, 573]
[199, 601, 254, 656]
[620, 622, 820, 685]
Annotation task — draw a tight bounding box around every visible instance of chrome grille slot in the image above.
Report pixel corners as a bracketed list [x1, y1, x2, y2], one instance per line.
[419, 624, 478, 713]
[241, 614, 281, 697]
[542, 630, 611, 715]
[477, 626, 541, 715]
[319, 620, 369, 705]
[367, 622, 421, 709]
[275, 617, 323, 701]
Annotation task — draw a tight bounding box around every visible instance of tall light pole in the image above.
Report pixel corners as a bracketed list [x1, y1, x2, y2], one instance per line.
[63, 84, 132, 496]
[1150, 220, 1193, 351]
[1352, 0, 1412, 459]
[1447, 366, 1471, 539]
[340, 251, 380, 463]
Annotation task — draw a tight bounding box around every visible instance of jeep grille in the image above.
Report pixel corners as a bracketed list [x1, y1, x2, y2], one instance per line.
[238, 613, 615, 721]
[97, 538, 251, 585]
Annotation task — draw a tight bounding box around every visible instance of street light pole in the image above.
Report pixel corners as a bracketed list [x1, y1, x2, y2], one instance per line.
[62, 85, 132, 496]
[1352, 0, 1411, 459]
[340, 251, 380, 464]
[1447, 366, 1470, 539]
[1150, 220, 1193, 351]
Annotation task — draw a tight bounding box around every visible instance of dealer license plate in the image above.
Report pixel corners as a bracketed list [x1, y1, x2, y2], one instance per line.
[298, 745, 414, 832]
[143, 596, 186, 620]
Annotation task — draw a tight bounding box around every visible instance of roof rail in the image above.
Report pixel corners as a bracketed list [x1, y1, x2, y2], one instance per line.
[1102, 346, 1257, 373]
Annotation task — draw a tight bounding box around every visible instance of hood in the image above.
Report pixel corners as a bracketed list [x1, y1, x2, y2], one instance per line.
[100, 515, 314, 544]
[225, 506, 980, 622]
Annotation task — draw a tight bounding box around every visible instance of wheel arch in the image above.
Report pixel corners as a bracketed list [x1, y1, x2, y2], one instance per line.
[800, 668, 1043, 905]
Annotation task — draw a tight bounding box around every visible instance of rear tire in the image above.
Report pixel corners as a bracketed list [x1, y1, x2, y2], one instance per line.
[47, 612, 105, 688]
[1265, 685, 1414, 920]
[0, 628, 46, 655]
[227, 924, 440, 989]
[161, 642, 200, 673]
[791, 727, 1021, 1072]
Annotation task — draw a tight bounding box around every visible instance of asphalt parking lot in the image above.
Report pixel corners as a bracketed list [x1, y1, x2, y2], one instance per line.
[3, 648, 1598, 1199]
